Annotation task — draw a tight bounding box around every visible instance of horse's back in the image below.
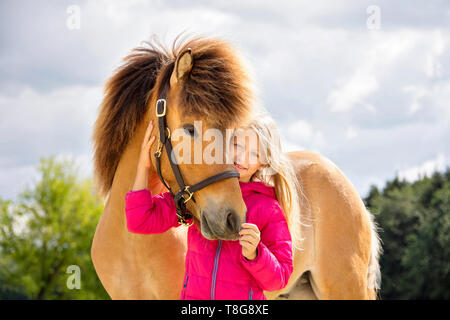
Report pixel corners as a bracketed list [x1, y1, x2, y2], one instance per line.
[286, 150, 375, 299]
[286, 150, 367, 215]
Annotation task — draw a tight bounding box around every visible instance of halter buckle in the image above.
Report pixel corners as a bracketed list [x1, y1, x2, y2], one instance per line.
[156, 99, 166, 117]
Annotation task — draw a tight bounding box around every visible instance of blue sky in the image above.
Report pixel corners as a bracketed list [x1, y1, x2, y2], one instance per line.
[1, 0, 449, 200]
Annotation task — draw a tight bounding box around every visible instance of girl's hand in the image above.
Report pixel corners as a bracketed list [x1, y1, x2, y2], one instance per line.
[132, 120, 156, 191]
[239, 223, 260, 260]
[138, 119, 156, 170]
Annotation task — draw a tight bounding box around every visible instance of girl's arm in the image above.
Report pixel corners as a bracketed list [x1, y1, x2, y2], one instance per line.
[125, 118, 186, 234]
[125, 189, 181, 234]
[132, 119, 156, 191]
[240, 202, 293, 291]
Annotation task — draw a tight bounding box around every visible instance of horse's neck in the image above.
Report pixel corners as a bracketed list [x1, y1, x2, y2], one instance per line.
[107, 167, 165, 232]
[95, 138, 185, 299]
[106, 118, 166, 235]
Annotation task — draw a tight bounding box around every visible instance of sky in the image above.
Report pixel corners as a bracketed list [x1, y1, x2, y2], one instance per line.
[0, 0, 449, 200]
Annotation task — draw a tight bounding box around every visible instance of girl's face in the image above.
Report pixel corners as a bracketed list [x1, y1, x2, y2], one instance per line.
[232, 135, 265, 182]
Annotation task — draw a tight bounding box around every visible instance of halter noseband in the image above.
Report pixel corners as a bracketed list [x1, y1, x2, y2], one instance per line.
[153, 89, 240, 226]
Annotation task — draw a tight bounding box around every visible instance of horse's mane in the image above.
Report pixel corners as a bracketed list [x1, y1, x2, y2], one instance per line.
[92, 35, 255, 198]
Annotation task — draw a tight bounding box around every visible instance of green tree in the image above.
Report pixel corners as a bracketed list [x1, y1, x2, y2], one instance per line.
[0, 156, 109, 299]
[364, 168, 450, 299]
[400, 173, 450, 299]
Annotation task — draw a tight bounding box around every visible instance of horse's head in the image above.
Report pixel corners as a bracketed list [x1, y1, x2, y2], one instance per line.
[148, 38, 255, 240]
[93, 36, 255, 241]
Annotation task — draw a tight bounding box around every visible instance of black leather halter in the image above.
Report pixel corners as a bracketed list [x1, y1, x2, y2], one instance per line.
[153, 89, 240, 226]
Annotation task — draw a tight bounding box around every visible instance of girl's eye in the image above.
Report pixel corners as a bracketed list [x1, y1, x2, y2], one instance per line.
[183, 124, 196, 137]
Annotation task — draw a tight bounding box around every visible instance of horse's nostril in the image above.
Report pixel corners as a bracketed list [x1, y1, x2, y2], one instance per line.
[226, 211, 239, 234]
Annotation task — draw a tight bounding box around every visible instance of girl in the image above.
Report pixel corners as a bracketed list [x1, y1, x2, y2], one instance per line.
[125, 112, 302, 300]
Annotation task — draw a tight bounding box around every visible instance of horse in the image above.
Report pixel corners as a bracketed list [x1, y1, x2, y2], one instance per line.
[90, 35, 382, 300]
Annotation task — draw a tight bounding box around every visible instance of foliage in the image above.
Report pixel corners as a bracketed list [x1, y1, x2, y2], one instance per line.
[364, 169, 450, 299]
[0, 156, 109, 299]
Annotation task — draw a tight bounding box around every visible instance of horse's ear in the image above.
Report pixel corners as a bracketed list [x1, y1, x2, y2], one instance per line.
[170, 48, 193, 87]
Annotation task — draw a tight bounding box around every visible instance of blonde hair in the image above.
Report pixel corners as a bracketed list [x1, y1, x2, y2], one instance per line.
[239, 111, 305, 250]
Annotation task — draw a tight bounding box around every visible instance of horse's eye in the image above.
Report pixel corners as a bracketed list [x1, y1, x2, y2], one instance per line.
[183, 124, 196, 137]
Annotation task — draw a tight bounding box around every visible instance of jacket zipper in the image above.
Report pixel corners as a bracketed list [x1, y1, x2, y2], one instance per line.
[183, 275, 189, 288]
[249, 288, 253, 300]
[210, 240, 223, 300]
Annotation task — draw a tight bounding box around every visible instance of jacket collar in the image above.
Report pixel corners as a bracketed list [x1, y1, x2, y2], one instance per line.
[239, 180, 276, 199]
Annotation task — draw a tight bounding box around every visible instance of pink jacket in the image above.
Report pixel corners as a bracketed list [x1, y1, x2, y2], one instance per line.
[125, 180, 293, 300]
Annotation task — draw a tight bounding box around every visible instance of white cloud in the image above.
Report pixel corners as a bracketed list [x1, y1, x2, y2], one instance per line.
[346, 126, 359, 139]
[328, 70, 378, 113]
[286, 119, 325, 152]
[403, 81, 450, 119]
[81, 1, 241, 55]
[0, 86, 100, 170]
[327, 30, 422, 113]
[425, 30, 445, 78]
[0, 85, 101, 143]
[403, 85, 430, 115]
[398, 153, 447, 182]
[0, 85, 101, 199]
[288, 119, 314, 141]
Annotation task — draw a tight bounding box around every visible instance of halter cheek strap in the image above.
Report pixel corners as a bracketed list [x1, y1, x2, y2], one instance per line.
[153, 91, 240, 226]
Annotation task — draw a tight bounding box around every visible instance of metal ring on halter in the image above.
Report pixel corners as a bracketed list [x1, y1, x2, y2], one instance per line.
[182, 186, 194, 204]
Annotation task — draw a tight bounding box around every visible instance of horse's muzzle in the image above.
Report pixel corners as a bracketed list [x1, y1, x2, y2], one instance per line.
[200, 208, 244, 241]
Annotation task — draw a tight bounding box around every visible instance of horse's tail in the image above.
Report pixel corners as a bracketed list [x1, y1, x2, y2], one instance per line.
[366, 208, 382, 299]
[92, 38, 172, 198]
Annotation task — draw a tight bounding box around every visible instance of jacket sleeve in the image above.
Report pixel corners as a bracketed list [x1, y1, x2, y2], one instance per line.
[239, 201, 293, 291]
[125, 189, 184, 234]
